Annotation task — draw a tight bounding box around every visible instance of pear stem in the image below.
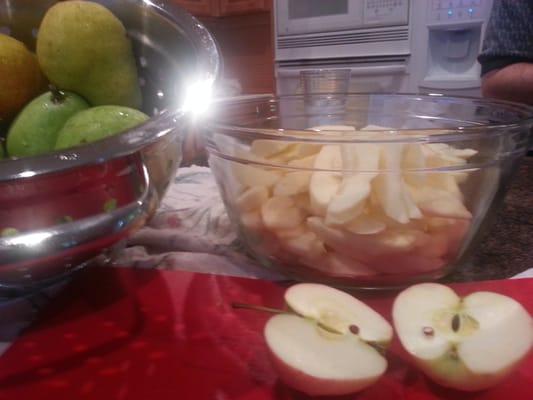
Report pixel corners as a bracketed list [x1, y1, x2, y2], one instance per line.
[49, 84, 66, 104]
[231, 302, 286, 314]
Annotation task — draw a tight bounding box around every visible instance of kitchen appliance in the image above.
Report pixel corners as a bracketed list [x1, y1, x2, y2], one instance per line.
[275, 0, 493, 96]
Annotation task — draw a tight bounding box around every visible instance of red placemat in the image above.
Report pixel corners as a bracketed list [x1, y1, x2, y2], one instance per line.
[0, 267, 531, 400]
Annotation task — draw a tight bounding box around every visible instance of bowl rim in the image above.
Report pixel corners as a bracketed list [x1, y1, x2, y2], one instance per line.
[206, 93, 533, 144]
[0, 0, 221, 181]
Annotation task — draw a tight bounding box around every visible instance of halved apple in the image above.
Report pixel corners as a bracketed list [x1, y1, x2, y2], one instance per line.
[393, 283, 533, 391]
[264, 283, 392, 396]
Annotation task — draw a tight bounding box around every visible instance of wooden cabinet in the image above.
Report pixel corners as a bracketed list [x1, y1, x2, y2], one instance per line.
[219, 0, 269, 15]
[172, 0, 269, 17]
[172, 0, 216, 16]
[168, 0, 274, 95]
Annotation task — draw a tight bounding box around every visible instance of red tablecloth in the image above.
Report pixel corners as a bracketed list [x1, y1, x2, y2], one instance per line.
[0, 267, 531, 400]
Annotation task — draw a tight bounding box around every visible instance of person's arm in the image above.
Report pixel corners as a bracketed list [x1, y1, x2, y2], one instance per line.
[478, 0, 533, 103]
[482, 63, 533, 105]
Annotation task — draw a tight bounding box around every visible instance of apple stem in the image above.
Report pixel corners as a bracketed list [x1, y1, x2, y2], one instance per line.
[231, 302, 286, 315]
[368, 341, 387, 356]
[49, 84, 66, 104]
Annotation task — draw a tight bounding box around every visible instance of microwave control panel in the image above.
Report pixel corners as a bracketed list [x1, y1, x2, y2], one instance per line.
[364, 0, 409, 25]
[429, 0, 488, 23]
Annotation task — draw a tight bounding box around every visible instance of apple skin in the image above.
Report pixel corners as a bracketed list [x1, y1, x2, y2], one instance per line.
[266, 347, 383, 397]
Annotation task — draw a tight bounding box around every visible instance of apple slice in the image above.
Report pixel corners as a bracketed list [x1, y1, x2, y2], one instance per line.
[373, 144, 422, 223]
[239, 211, 264, 232]
[251, 140, 292, 158]
[236, 186, 269, 212]
[270, 143, 321, 163]
[273, 171, 311, 197]
[324, 252, 377, 277]
[426, 173, 463, 199]
[282, 231, 326, 259]
[325, 174, 371, 225]
[408, 186, 472, 219]
[261, 196, 304, 230]
[403, 144, 426, 186]
[233, 164, 282, 188]
[264, 283, 392, 396]
[309, 145, 342, 215]
[274, 225, 307, 239]
[393, 283, 533, 391]
[308, 217, 423, 261]
[287, 154, 317, 168]
[345, 213, 386, 235]
[325, 143, 380, 225]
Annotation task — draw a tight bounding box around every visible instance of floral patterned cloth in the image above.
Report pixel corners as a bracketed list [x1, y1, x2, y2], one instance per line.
[112, 165, 283, 281]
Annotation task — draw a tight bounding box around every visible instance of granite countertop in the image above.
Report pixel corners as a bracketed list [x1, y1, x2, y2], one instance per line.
[446, 155, 532, 282]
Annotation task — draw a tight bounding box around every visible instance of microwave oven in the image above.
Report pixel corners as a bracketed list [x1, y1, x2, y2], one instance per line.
[274, 0, 494, 97]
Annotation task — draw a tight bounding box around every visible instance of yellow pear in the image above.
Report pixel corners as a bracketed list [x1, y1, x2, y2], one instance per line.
[36, 1, 142, 109]
[0, 33, 44, 120]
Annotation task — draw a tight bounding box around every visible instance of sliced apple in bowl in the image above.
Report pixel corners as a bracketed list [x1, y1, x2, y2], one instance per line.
[392, 283, 533, 391]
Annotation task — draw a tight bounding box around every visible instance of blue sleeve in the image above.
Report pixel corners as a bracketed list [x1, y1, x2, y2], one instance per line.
[478, 0, 533, 76]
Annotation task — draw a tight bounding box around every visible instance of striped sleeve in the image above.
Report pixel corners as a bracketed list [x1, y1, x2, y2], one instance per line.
[478, 0, 533, 76]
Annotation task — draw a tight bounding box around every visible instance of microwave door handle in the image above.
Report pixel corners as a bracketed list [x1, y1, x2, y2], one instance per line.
[277, 65, 407, 78]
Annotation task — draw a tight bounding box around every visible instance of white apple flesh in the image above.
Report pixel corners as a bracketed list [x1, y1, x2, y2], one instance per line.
[264, 283, 392, 396]
[393, 283, 533, 391]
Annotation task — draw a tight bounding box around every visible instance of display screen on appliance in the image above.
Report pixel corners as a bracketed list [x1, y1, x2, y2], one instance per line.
[288, 0, 349, 20]
[364, 0, 409, 24]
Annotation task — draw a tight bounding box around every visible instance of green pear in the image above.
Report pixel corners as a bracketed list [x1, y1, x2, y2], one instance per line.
[6, 87, 89, 157]
[55, 105, 149, 150]
[36, 0, 142, 109]
[0, 33, 45, 120]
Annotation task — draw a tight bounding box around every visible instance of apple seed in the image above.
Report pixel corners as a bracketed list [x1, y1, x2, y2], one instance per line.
[422, 326, 434, 337]
[451, 314, 460, 332]
[349, 325, 360, 335]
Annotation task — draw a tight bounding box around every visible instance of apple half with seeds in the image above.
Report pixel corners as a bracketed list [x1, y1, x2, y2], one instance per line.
[264, 283, 393, 396]
[393, 283, 533, 391]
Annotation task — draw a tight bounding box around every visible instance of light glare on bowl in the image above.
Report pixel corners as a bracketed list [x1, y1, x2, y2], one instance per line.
[5, 231, 53, 247]
[19, 170, 36, 178]
[182, 78, 214, 117]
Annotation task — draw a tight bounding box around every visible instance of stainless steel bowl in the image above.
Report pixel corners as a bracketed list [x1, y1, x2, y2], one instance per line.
[0, 0, 220, 296]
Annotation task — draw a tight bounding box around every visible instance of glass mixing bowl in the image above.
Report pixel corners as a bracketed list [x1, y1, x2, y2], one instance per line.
[205, 94, 533, 288]
[0, 0, 220, 296]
